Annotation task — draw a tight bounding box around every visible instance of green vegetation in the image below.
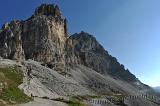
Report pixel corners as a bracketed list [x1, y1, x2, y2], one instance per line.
[53, 94, 128, 106]
[0, 66, 32, 105]
[67, 98, 85, 106]
[53, 96, 86, 106]
[72, 95, 100, 101]
[52, 95, 101, 106]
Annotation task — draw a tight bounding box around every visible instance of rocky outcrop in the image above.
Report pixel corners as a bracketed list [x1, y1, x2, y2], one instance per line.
[0, 4, 68, 71]
[34, 4, 62, 17]
[0, 3, 152, 93]
[69, 32, 137, 82]
[22, 14, 67, 64]
[0, 21, 25, 61]
[19, 60, 91, 98]
[154, 87, 160, 93]
[0, 4, 159, 106]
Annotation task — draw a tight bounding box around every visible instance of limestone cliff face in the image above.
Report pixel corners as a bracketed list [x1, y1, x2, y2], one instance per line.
[69, 32, 137, 82]
[0, 4, 157, 106]
[0, 21, 25, 61]
[22, 13, 67, 65]
[0, 4, 139, 83]
[0, 4, 68, 70]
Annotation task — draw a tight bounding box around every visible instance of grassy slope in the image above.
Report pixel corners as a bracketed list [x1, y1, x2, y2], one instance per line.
[0, 66, 32, 105]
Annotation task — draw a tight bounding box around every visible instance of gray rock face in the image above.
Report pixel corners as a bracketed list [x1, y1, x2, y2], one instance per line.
[70, 32, 137, 82]
[1, 59, 159, 106]
[0, 21, 25, 61]
[69, 32, 154, 92]
[0, 4, 68, 70]
[34, 4, 62, 17]
[154, 87, 160, 93]
[0, 3, 153, 96]
[22, 15, 67, 64]
[19, 60, 91, 98]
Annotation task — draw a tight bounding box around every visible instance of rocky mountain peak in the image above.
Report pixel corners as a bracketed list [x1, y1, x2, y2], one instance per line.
[0, 4, 157, 105]
[70, 31, 107, 55]
[70, 31, 95, 39]
[34, 4, 62, 17]
[0, 4, 68, 65]
[0, 3, 141, 84]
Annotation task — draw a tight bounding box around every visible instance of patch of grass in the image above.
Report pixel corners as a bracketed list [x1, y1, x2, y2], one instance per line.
[72, 95, 100, 101]
[67, 95, 100, 106]
[68, 95, 101, 106]
[1, 86, 32, 103]
[67, 98, 84, 106]
[0, 66, 23, 84]
[53, 97, 86, 106]
[0, 66, 32, 104]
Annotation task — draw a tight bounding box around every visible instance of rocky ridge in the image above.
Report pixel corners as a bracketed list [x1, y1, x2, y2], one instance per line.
[0, 4, 140, 84]
[0, 3, 159, 106]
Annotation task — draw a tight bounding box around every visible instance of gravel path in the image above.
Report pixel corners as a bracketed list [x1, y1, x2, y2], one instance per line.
[18, 98, 67, 106]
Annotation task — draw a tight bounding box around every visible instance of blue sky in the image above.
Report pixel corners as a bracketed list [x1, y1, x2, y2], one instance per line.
[0, 0, 160, 87]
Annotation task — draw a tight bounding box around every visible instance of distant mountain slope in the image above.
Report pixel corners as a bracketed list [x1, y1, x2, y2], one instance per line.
[70, 32, 137, 82]
[154, 86, 160, 92]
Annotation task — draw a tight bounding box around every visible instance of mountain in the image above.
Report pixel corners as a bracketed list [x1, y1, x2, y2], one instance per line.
[154, 86, 160, 92]
[0, 4, 159, 106]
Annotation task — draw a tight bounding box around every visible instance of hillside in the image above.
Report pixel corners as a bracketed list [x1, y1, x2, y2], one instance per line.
[0, 4, 160, 106]
[154, 87, 160, 93]
[0, 61, 32, 105]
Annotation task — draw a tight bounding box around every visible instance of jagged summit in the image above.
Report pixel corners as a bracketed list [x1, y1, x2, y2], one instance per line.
[70, 31, 105, 54]
[0, 4, 142, 84]
[70, 31, 95, 39]
[0, 4, 68, 64]
[34, 4, 62, 17]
